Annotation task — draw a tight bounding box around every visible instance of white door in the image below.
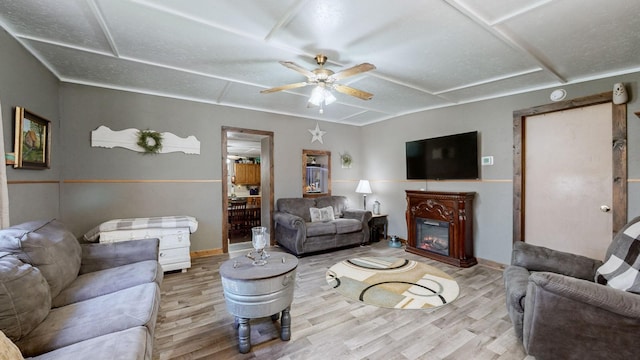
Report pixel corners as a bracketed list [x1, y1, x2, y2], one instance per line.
[524, 103, 612, 260]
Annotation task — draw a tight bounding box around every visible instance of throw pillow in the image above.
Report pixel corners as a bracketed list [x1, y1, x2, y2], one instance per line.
[0, 253, 51, 342]
[309, 206, 335, 222]
[595, 216, 640, 293]
[315, 196, 346, 218]
[319, 206, 335, 221]
[0, 220, 82, 300]
[0, 330, 24, 360]
[309, 207, 321, 222]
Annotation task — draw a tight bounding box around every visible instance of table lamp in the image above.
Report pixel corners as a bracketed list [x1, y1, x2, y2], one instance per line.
[355, 180, 372, 210]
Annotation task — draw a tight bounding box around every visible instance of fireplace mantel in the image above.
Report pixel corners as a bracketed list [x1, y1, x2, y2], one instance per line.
[405, 190, 477, 267]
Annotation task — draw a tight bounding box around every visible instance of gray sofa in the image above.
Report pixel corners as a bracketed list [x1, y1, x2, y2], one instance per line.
[0, 219, 162, 360]
[504, 226, 640, 360]
[274, 196, 372, 256]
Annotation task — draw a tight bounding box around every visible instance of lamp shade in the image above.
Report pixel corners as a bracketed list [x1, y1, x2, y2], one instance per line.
[308, 86, 324, 106]
[308, 86, 336, 106]
[324, 90, 336, 105]
[355, 180, 372, 194]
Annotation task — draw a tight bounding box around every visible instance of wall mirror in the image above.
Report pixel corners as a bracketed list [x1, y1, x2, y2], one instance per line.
[302, 149, 331, 197]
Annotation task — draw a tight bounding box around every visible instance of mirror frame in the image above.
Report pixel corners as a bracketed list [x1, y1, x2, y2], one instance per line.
[302, 149, 331, 198]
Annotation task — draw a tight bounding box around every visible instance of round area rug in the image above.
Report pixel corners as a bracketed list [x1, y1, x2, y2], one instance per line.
[326, 257, 459, 309]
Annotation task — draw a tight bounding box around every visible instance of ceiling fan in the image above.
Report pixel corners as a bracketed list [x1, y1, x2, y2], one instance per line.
[260, 54, 376, 106]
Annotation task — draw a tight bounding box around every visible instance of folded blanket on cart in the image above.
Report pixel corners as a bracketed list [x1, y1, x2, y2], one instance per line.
[84, 215, 198, 242]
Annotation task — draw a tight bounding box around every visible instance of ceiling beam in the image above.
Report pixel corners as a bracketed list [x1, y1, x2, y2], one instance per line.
[87, 0, 120, 57]
[444, 0, 567, 84]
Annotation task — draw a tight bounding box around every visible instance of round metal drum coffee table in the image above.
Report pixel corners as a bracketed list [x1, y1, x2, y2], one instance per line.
[220, 251, 298, 354]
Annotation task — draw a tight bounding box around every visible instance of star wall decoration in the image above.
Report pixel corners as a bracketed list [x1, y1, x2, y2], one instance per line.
[308, 122, 327, 144]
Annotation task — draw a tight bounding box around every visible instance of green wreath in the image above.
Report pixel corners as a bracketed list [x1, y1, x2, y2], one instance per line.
[137, 130, 163, 154]
[341, 153, 352, 167]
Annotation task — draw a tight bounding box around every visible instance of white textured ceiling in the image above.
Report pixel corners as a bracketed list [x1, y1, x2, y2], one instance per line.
[1, 0, 639, 126]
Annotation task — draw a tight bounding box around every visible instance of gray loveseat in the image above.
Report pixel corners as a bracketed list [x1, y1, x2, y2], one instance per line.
[274, 196, 372, 256]
[0, 219, 162, 360]
[504, 217, 640, 359]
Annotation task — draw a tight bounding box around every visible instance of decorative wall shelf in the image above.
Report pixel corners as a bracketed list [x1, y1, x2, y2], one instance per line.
[91, 126, 200, 154]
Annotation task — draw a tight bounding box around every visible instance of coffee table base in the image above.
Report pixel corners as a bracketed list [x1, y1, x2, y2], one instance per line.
[235, 307, 292, 354]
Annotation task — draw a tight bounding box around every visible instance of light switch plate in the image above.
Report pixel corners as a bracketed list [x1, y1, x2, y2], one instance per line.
[481, 156, 494, 166]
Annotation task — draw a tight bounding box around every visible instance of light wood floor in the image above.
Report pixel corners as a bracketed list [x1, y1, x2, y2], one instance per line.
[153, 241, 534, 360]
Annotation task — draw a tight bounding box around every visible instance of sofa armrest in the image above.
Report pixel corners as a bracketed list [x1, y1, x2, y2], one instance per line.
[504, 265, 531, 313]
[523, 272, 640, 359]
[79, 238, 159, 274]
[273, 212, 306, 255]
[503, 265, 532, 340]
[273, 212, 305, 230]
[343, 209, 372, 243]
[342, 209, 372, 224]
[511, 241, 602, 281]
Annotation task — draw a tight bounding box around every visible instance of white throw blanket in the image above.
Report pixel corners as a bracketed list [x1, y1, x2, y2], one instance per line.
[83, 215, 198, 242]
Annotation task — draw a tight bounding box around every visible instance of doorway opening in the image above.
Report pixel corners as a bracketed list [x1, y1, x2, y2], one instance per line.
[221, 127, 274, 254]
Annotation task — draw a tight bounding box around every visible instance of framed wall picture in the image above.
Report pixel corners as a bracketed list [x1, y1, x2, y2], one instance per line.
[14, 107, 51, 169]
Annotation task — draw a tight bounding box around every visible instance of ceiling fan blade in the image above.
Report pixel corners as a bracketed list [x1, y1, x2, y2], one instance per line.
[333, 84, 374, 100]
[279, 61, 316, 78]
[329, 63, 376, 81]
[260, 82, 309, 94]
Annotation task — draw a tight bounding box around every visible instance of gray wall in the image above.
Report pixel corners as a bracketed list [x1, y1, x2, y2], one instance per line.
[0, 28, 60, 224]
[58, 83, 365, 251]
[2, 27, 639, 264]
[362, 74, 640, 264]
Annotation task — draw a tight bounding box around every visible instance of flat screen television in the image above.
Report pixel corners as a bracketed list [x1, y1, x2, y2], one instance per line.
[406, 131, 479, 180]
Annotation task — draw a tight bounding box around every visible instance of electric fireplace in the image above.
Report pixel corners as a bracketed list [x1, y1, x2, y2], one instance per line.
[416, 218, 450, 256]
[405, 191, 477, 267]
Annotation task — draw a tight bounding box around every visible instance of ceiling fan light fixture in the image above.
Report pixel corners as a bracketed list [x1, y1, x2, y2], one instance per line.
[263, 54, 375, 112]
[324, 90, 337, 105]
[308, 86, 337, 112]
[308, 86, 324, 106]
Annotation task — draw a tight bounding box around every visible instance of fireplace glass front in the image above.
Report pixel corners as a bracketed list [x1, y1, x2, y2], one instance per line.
[415, 217, 450, 256]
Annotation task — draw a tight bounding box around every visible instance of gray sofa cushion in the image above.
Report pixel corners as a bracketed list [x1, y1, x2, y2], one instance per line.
[28, 326, 151, 360]
[0, 253, 50, 342]
[276, 198, 316, 222]
[79, 239, 160, 274]
[52, 260, 162, 308]
[0, 220, 81, 300]
[306, 221, 336, 237]
[334, 218, 362, 234]
[16, 282, 160, 357]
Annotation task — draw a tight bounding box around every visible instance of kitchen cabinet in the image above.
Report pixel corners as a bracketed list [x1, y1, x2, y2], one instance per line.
[234, 163, 260, 185]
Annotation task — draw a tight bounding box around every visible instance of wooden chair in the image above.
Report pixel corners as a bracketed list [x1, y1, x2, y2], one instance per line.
[228, 200, 248, 238]
[246, 207, 261, 229]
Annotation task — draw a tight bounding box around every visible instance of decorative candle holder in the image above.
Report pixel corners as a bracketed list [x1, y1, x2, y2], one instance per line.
[249, 226, 269, 265]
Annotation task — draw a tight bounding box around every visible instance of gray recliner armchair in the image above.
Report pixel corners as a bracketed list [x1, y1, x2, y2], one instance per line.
[504, 231, 640, 360]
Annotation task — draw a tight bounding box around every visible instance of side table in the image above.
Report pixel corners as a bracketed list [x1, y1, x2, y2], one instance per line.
[219, 251, 298, 354]
[369, 214, 388, 242]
